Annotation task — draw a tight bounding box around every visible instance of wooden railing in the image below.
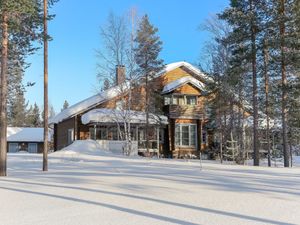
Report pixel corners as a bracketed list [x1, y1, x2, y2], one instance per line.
[164, 105, 204, 119]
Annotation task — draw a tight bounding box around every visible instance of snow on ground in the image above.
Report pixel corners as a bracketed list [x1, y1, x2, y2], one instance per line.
[1, 141, 300, 225]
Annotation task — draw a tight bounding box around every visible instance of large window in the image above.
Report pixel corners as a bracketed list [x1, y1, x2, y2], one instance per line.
[164, 95, 198, 106]
[175, 124, 197, 147]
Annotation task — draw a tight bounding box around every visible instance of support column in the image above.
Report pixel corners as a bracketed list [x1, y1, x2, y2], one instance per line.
[168, 118, 175, 157]
[197, 119, 202, 152]
[156, 127, 160, 158]
[53, 124, 57, 151]
[74, 115, 78, 141]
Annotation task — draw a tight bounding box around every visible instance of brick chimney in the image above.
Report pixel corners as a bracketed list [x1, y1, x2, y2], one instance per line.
[116, 65, 126, 85]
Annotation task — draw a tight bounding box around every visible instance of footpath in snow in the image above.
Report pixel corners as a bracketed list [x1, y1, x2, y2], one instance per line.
[1, 140, 300, 225]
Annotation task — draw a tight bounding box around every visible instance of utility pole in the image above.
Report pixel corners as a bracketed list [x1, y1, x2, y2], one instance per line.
[43, 0, 48, 171]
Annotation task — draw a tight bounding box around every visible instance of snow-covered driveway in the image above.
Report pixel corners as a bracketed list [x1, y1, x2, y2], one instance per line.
[1, 151, 300, 225]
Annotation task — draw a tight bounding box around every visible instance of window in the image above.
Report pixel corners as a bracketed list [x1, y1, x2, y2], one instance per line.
[108, 127, 118, 140]
[187, 96, 197, 105]
[178, 96, 185, 105]
[164, 96, 171, 105]
[8, 143, 18, 153]
[28, 143, 38, 153]
[172, 95, 185, 105]
[172, 96, 178, 105]
[116, 100, 125, 110]
[97, 127, 107, 140]
[175, 124, 197, 146]
[181, 125, 189, 145]
[67, 129, 74, 145]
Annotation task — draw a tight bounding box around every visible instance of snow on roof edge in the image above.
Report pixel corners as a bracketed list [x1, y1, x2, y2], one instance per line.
[7, 127, 50, 142]
[156, 61, 213, 82]
[50, 61, 211, 124]
[162, 76, 206, 94]
[49, 83, 129, 124]
[81, 108, 168, 125]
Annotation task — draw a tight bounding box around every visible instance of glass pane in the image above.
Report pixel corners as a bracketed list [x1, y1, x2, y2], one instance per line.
[175, 125, 181, 145]
[190, 125, 196, 146]
[187, 96, 196, 105]
[164, 96, 170, 105]
[178, 96, 185, 105]
[172, 96, 178, 105]
[108, 127, 118, 140]
[97, 127, 107, 140]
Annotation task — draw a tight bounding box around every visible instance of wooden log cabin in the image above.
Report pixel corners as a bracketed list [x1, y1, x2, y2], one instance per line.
[50, 62, 213, 158]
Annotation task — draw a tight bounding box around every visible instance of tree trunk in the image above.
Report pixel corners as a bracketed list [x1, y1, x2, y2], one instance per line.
[263, 39, 271, 167]
[279, 0, 289, 167]
[43, 0, 48, 171]
[0, 10, 9, 177]
[250, 0, 259, 166]
[145, 71, 149, 155]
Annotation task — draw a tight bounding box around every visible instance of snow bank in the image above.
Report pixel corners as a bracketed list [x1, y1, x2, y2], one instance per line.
[51, 140, 139, 160]
[51, 140, 105, 161]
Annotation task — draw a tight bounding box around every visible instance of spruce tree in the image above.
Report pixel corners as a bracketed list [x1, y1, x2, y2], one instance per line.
[62, 100, 69, 111]
[31, 103, 42, 127]
[134, 14, 164, 154]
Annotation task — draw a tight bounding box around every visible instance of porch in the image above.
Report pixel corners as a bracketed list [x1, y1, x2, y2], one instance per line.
[81, 108, 168, 155]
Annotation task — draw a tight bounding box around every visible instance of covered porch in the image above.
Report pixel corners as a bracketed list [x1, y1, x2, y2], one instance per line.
[81, 109, 168, 155]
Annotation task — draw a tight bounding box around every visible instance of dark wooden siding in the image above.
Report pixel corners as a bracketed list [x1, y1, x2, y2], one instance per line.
[56, 117, 75, 150]
[7, 142, 44, 153]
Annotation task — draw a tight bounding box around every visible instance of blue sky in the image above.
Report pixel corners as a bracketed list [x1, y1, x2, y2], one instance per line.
[24, 0, 229, 113]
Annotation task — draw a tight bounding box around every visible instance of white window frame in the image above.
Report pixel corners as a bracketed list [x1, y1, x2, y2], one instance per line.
[175, 124, 197, 147]
[67, 129, 74, 145]
[186, 95, 197, 105]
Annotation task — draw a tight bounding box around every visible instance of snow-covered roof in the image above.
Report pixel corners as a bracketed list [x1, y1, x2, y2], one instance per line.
[7, 127, 48, 142]
[50, 61, 211, 124]
[162, 76, 206, 94]
[49, 83, 129, 124]
[156, 61, 213, 82]
[81, 108, 168, 125]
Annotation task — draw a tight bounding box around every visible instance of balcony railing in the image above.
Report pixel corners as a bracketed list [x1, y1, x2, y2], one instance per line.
[164, 104, 204, 119]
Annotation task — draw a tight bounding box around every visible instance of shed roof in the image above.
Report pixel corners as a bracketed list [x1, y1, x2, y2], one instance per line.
[7, 127, 48, 142]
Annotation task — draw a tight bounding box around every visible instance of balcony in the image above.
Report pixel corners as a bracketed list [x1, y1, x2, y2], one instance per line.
[164, 104, 204, 119]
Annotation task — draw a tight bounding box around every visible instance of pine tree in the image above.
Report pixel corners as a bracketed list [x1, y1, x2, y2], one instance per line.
[61, 100, 69, 111]
[134, 14, 164, 154]
[264, 0, 300, 167]
[0, 0, 57, 176]
[220, 0, 265, 166]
